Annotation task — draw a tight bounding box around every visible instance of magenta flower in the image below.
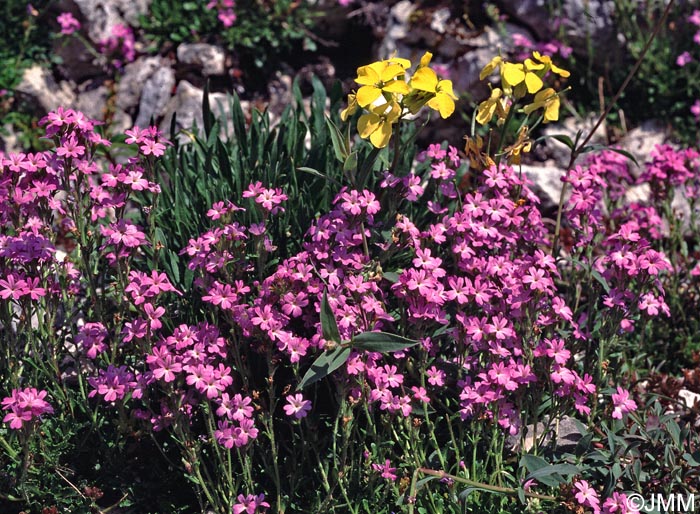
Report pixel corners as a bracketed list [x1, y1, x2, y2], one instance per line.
[371, 459, 398, 481]
[2, 387, 53, 429]
[283, 393, 311, 419]
[691, 99, 700, 121]
[611, 387, 637, 419]
[573, 480, 601, 514]
[57, 12, 80, 35]
[676, 51, 692, 67]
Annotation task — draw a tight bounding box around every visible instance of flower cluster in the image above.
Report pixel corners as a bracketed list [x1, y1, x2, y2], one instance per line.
[99, 23, 136, 68]
[206, 0, 237, 28]
[57, 12, 81, 35]
[342, 52, 457, 147]
[477, 51, 569, 126]
[2, 387, 53, 429]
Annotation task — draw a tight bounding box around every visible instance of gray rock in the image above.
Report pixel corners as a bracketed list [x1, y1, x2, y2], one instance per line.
[115, 57, 162, 112]
[508, 415, 584, 453]
[134, 66, 175, 128]
[74, 81, 108, 121]
[160, 81, 240, 141]
[377, 0, 416, 60]
[16, 65, 76, 113]
[499, 0, 617, 54]
[619, 120, 669, 172]
[520, 162, 566, 210]
[177, 43, 227, 76]
[72, 0, 151, 43]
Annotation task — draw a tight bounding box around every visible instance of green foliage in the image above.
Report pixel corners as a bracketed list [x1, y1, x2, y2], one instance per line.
[144, 76, 387, 299]
[559, 0, 700, 144]
[140, 0, 319, 71]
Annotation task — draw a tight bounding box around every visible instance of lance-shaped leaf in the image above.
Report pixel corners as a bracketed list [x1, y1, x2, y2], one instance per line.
[352, 331, 419, 353]
[320, 291, 341, 344]
[297, 346, 352, 390]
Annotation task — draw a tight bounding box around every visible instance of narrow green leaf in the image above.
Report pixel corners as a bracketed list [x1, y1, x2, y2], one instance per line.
[202, 80, 213, 139]
[297, 346, 351, 390]
[326, 116, 348, 162]
[320, 291, 341, 344]
[343, 150, 358, 172]
[352, 331, 419, 353]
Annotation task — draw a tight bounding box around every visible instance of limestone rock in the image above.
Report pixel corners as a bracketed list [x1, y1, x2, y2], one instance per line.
[160, 81, 240, 141]
[177, 43, 227, 77]
[72, 0, 151, 43]
[16, 65, 76, 113]
[134, 66, 176, 128]
[115, 57, 162, 112]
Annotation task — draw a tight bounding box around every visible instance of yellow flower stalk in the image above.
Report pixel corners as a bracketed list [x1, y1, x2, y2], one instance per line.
[501, 61, 544, 95]
[409, 66, 457, 119]
[476, 87, 508, 125]
[357, 100, 401, 148]
[523, 88, 561, 123]
[532, 51, 570, 78]
[354, 58, 412, 108]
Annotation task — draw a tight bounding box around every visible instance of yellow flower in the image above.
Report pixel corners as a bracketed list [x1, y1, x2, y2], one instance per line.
[501, 61, 544, 95]
[523, 88, 561, 123]
[476, 87, 508, 125]
[357, 100, 401, 148]
[409, 66, 457, 118]
[532, 51, 570, 78]
[341, 93, 358, 122]
[479, 55, 503, 80]
[354, 58, 411, 108]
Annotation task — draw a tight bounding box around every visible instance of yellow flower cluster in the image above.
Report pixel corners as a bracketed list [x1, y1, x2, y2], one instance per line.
[477, 51, 569, 126]
[342, 52, 458, 148]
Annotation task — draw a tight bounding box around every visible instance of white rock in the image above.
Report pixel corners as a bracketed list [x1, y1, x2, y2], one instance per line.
[72, 0, 151, 43]
[177, 43, 227, 76]
[134, 66, 176, 128]
[16, 65, 76, 112]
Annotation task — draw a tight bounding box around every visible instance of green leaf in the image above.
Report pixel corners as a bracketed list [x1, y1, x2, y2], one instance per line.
[352, 331, 419, 353]
[524, 462, 580, 487]
[297, 346, 351, 390]
[326, 116, 349, 162]
[320, 291, 341, 344]
[343, 150, 358, 173]
[536, 134, 575, 150]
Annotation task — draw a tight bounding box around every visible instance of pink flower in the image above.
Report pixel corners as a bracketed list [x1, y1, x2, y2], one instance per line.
[611, 387, 637, 419]
[573, 480, 601, 514]
[233, 493, 269, 514]
[691, 100, 700, 121]
[371, 459, 398, 480]
[283, 393, 311, 419]
[57, 12, 80, 35]
[676, 51, 692, 67]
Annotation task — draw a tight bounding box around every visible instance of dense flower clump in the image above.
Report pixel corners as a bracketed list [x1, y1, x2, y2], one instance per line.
[2, 105, 697, 513]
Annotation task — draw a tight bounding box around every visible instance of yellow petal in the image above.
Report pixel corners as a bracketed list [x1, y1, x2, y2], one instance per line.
[551, 63, 570, 78]
[480, 56, 503, 81]
[437, 79, 457, 99]
[356, 85, 382, 107]
[355, 64, 381, 85]
[358, 112, 381, 138]
[381, 63, 407, 82]
[382, 80, 411, 95]
[524, 72, 544, 94]
[476, 99, 497, 125]
[387, 56, 412, 69]
[419, 52, 433, 68]
[524, 58, 545, 71]
[340, 93, 358, 121]
[427, 93, 455, 119]
[543, 96, 560, 123]
[369, 121, 393, 148]
[502, 63, 525, 87]
[410, 67, 438, 93]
